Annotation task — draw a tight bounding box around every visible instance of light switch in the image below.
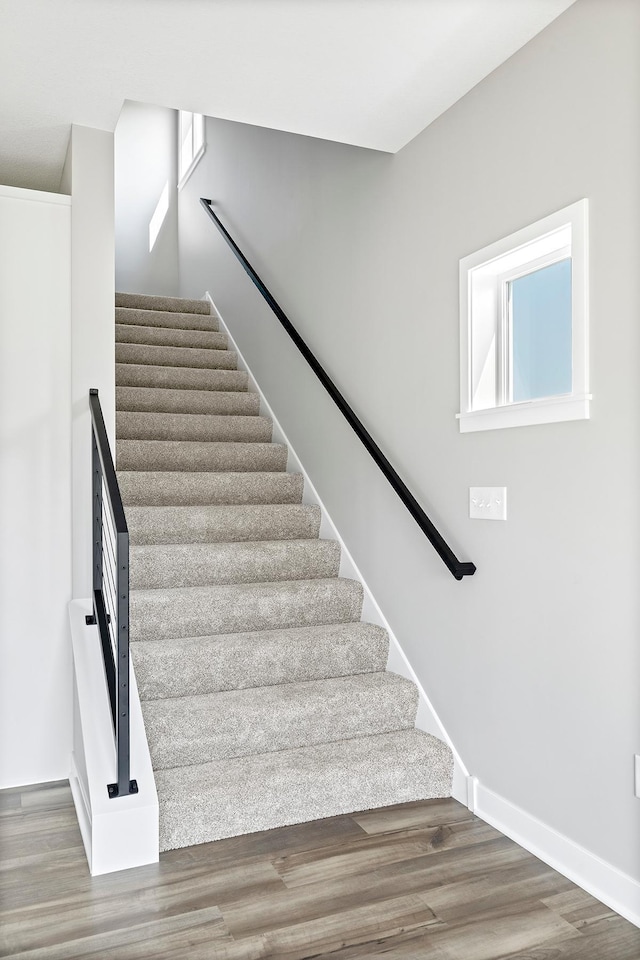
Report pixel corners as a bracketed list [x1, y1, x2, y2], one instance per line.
[470, 487, 507, 520]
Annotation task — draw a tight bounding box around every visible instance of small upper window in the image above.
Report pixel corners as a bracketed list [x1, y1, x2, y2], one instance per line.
[178, 111, 205, 189]
[458, 199, 590, 432]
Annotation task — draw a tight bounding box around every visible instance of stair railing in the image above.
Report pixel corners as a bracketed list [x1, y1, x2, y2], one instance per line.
[86, 388, 137, 798]
[200, 198, 476, 580]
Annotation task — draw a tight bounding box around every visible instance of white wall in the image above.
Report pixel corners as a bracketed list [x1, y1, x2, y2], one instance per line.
[178, 0, 640, 903]
[0, 184, 72, 787]
[67, 125, 116, 599]
[115, 100, 179, 297]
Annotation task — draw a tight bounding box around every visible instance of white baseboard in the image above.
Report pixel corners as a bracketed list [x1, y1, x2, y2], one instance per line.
[69, 754, 92, 861]
[474, 780, 640, 928]
[205, 291, 469, 804]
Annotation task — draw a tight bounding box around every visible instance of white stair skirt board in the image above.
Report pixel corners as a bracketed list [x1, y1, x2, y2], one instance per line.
[473, 779, 640, 929]
[204, 291, 470, 805]
[68, 599, 159, 875]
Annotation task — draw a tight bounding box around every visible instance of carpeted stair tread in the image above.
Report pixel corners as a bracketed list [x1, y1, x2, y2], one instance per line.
[143, 672, 418, 770]
[117, 439, 288, 473]
[130, 539, 340, 589]
[155, 729, 454, 850]
[118, 470, 304, 506]
[128, 500, 319, 545]
[116, 342, 238, 371]
[116, 386, 260, 416]
[116, 323, 228, 351]
[131, 622, 389, 700]
[127, 503, 320, 544]
[129, 578, 364, 641]
[117, 411, 272, 443]
[116, 307, 219, 333]
[116, 363, 248, 392]
[116, 292, 210, 314]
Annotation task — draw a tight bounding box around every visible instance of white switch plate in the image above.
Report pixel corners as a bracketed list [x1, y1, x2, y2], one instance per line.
[470, 487, 507, 520]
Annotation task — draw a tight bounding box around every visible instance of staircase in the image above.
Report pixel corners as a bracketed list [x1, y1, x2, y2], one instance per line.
[115, 291, 453, 851]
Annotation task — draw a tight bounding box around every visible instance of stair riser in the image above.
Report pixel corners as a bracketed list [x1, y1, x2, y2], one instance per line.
[116, 323, 228, 351]
[127, 504, 320, 545]
[155, 731, 454, 850]
[116, 342, 237, 371]
[117, 412, 273, 443]
[116, 386, 260, 417]
[117, 440, 288, 473]
[118, 471, 304, 506]
[143, 674, 418, 770]
[132, 623, 389, 699]
[129, 579, 364, 641]
[116, 307, 219, 332]
[130, 540, 340, 589]
[116, 364, 248, 392]
[116, 293, 210, 314]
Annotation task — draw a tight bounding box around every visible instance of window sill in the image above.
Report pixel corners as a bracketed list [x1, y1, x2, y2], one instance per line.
[457, 393, 591, 433]
[178, 144, 206, 192]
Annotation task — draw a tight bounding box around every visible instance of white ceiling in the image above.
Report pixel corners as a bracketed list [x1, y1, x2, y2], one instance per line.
[0, 0, 575, 193]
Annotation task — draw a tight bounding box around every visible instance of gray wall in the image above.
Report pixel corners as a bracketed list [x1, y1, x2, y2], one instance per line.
[178, 0, 640, 882]
[115, 101, 179, 296]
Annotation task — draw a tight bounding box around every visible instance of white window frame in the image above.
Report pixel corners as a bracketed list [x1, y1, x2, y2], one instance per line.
[178, 111, 205, 190]
[457, 199, 590, 433]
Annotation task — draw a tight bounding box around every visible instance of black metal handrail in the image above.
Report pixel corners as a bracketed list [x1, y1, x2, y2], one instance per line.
[87, 389, 137, 798]
[200, 198, 475, 580]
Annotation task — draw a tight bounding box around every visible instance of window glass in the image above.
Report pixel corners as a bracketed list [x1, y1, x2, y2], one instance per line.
[510, 258, 572, 402]
[180, 112, 194, 177]
[193, 113, 204, 154]
[178, 111, 205, 185]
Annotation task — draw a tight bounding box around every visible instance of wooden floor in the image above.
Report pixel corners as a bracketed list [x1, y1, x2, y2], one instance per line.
[1, 782, 638, 959]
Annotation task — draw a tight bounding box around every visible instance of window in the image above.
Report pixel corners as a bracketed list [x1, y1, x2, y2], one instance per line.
[458, 199, 589, 432]
[178, 111, 205, 188]
[148, 182, 170, 252]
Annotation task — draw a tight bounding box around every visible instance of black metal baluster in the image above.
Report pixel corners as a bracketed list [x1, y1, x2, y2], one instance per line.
[88, 388, 137, 799]
[92, 432, 103, 598]
[111, 529, 134, 798]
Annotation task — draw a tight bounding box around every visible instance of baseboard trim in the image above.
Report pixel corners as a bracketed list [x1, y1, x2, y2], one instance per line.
[474, 780, 640, 928]
[205, 290, 469, 804]
[69, 754, 93, 871]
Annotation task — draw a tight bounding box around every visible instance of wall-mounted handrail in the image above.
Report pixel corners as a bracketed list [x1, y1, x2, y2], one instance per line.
[87, 388, 137, 798]
[200, 198, 475, 580]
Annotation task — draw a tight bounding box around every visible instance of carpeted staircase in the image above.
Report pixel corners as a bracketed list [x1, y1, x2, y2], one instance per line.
[115, 291, 453, 851]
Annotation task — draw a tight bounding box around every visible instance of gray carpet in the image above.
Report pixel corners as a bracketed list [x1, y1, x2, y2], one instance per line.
[115, 291, 453, 851]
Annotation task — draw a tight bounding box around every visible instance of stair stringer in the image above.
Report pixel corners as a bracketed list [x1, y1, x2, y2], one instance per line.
[204, 291, 470, 806]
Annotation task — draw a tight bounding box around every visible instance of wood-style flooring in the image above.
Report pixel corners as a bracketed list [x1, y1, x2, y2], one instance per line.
[1, 781, 638, 959]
